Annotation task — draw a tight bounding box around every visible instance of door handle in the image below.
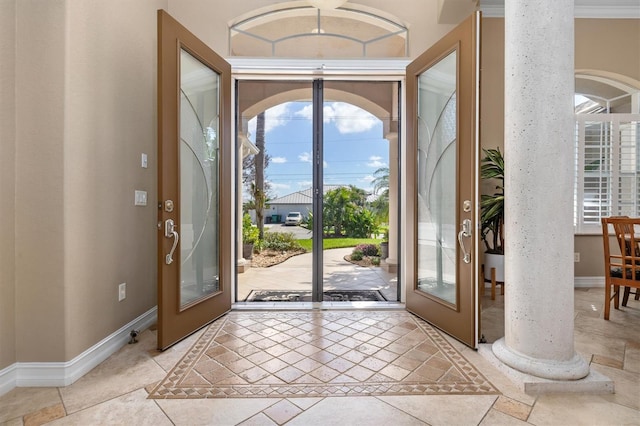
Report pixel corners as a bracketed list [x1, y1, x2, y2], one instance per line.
[458, 218, 472, 264]
[164, 219, 179, 265]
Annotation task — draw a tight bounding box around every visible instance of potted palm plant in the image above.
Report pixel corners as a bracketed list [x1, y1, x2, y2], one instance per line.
[480, 147, 505, 282]
[380, 228, 389, 259]
[242, 212, 259, 260]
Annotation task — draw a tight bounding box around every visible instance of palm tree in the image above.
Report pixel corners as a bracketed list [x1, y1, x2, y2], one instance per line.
[254, 112, 266, 239]
[372, 166, 389, 196]
[243, 112, 270, 239]
[370, 167, 389, 220]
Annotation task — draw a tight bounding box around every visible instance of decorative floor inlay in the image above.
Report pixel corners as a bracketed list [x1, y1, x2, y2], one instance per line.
[148, 311, 499, 399]
[244, 290, 387, 302]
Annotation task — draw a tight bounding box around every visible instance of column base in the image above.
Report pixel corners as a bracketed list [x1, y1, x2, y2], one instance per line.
[492, 337, 590, 381]
[479, 343, 613, 395]
[237, 258, 251, 274]
[382, 258, 397, 273]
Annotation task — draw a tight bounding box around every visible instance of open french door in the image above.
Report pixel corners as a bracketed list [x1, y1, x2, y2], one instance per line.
[406, 12, 481, 348]
[157, 10, 232, 350]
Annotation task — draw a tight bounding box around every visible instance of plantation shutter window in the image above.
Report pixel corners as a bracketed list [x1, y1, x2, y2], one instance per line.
[575, 114, 640, 233]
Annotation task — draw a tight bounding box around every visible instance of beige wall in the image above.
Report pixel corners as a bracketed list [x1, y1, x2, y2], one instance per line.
[576, 19, 640, 81]
[480, 17, 640, 278]
[3, 0, 165, 366]
[0, 0, 17, 370]
[480, 18, 505, 169]
[15, 0, 67, 362]
[63, 0, 164, 360]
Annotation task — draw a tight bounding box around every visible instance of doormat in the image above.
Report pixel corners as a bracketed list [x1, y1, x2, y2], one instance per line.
[244, 290, 387, 302]
[148, 311, 499, 399]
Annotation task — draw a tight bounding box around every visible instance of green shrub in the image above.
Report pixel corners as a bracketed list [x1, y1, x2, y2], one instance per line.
[351, 250, 364, 261]
[343, 208, 378, 238]
[354, 243, 379, 256]
[262, 231, 303, 252]
[303, 212, 313, 229]
[242, 213, 259, 244]
[371, 256, 381, 266]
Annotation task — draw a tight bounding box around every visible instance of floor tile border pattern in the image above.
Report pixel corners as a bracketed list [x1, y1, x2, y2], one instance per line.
[148, 311, 499, 399]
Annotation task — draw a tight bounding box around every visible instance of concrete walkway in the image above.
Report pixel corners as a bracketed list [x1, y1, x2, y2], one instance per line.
[237, 247, 398, 302]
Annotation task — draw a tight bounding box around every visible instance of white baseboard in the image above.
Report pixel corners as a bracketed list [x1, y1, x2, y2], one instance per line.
[0, 364, 17, 397]
[574, 277, 605, 288]
[0, 306, 157, 396]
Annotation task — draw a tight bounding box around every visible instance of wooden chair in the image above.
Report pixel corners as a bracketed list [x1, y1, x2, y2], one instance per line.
[601, 216, 640, 320]
[481, 264, 504, 300]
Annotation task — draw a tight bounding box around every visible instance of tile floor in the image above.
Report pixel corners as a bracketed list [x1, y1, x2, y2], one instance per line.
[148, 311, 498, 399]
[1, 256, 639, 425]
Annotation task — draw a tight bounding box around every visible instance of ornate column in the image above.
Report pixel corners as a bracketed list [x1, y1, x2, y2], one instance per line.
[237, 124, 259, 273]
[383, 132, 398, 273]
[492, 0, 589, 380]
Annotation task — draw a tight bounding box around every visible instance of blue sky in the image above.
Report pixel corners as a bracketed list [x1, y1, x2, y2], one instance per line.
[247, 101, 389, 199]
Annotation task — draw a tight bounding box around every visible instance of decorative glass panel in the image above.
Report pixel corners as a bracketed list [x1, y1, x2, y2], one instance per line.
[229, 6, 408, 58]
[416, 50, 457, 306]
[180, 48, 220, 307]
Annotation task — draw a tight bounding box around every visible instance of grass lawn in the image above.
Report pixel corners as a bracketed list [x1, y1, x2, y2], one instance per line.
[297, 238, 382, 252]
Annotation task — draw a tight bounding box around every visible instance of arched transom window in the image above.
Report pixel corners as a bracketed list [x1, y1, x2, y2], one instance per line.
[229, 2, 408, 58]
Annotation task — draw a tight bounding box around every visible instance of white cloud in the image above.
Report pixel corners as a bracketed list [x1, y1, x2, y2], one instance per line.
[247, 103, 292, 139]
[360, 175, 375, 183]
[271, 156, 287, 164]
[294, 104, 313, 120]
[298, 180, 313, 188]
[295, 102, 378, 134]
[367, 155, 387, 168]
[324, 102, 378, 134]
[298, 152, 325, 167]
[269, 182, 291, 191]
[298, 152, 312, 163]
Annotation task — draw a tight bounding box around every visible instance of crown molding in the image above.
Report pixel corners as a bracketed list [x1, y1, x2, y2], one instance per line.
[480, 0, 640, 19]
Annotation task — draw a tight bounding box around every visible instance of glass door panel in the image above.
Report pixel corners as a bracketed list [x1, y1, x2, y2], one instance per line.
[416, 52, 458, 306]
[321, 81, 400, 302]
[236, 81, 314, 302]
[179, 49, 221, 308]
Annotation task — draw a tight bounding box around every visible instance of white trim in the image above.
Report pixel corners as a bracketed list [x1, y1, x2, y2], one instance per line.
[479, 4, 505, 18]
[480, 1, 640, 19]
[575, 4, 640, 19]
[229, 58, 409, 79]
[0, 307, 157, 396]
[474, 10, 482, 349]
[0, 364, 17, 396]
[574, 276, 605, 287]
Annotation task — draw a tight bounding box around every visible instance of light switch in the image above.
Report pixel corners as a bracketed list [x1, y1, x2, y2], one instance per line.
[141, 153, 148, 169]
[134, 190, 147, 206]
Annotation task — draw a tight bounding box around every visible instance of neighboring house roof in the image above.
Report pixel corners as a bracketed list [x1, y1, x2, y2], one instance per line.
[269, 185, 344, 205]
[269, 191, 311, 205]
